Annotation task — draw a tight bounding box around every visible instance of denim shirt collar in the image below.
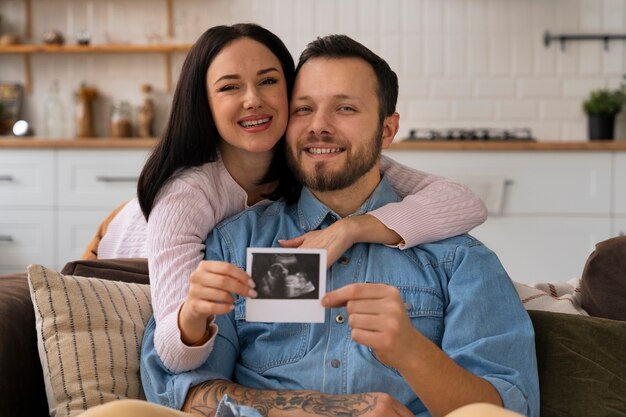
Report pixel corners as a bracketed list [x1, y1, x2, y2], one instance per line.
[296, 176, 401, 232]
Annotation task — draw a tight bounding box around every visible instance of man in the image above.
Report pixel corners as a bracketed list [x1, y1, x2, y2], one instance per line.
[140, 35, 539, 417]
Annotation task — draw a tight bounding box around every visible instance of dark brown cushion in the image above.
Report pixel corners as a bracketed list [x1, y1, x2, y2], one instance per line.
[529, 310, 626, 417]
[61, 258, 149, 285]
[580, 235, 626, 321]
[0, 273, 49, 417]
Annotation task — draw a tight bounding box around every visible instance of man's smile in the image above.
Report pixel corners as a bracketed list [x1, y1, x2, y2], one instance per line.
[305, 147, 345, 155]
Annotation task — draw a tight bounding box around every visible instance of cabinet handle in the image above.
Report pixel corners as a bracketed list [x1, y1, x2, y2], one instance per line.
[0, 175, 14, 181]
[96, 176, 139, 183]
[0, 235, 14, 242]
[495, 179, 514, 215]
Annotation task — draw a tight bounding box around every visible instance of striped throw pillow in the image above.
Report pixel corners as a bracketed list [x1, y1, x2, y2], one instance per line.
[27, 264, 152, 417]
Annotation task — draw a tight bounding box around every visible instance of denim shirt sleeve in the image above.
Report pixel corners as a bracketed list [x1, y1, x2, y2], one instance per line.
[214, 395, 263, 417]
[442, 241, 540, 417]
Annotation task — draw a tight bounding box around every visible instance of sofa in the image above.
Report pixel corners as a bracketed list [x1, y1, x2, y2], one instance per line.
[1, 237, 625, 417]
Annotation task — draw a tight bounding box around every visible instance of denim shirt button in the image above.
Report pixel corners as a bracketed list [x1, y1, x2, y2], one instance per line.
[339, 256, 350, 265]
[331, 359, 341, 368]
[404, 302, 413, 311]
[335, 314, 345, 324]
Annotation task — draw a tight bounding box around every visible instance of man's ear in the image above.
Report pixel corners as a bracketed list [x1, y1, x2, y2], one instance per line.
[381, 112, 400, 149]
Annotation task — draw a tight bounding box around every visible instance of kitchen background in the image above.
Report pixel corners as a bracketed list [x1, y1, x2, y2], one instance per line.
[1, 0, 626, 283]
[1, 0, 626, 141]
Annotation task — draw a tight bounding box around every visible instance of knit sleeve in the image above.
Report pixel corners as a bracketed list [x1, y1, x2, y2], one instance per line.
[147, 174, 221, 373]
[372, 155, 488, 248]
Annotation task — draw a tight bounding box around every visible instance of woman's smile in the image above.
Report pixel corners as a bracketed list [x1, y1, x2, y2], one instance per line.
[238, 115, 273, 131]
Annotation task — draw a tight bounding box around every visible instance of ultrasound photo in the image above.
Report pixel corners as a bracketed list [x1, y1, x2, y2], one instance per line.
[246, 248, 327, 323]
[250, 252, 319, 299]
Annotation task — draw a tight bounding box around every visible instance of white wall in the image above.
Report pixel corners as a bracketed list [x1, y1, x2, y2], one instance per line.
[2, 0, 626, 140]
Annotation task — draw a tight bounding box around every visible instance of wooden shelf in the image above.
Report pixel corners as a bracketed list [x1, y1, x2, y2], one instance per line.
[0, 137, 159, 148]
[0, 45, 38, 53]
[1, 42, 192, 92]
[3, 0, 189, 93]
[0, 43, 192, 54]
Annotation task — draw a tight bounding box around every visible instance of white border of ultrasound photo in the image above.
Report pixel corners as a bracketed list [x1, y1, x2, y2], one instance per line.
[246, 247, 327, 323]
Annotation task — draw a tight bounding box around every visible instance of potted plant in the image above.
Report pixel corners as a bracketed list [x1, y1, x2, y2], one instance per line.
[583, 85, 625, 140]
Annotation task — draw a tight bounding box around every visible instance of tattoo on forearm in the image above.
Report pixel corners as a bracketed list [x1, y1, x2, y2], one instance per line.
[278, 393, 378, 416]
[185, 380, 379, 417]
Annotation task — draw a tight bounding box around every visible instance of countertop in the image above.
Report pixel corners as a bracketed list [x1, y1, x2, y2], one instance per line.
[2, 137, 626, 151]
[0, 138, 159, 148]
[388, 139, 626, 151]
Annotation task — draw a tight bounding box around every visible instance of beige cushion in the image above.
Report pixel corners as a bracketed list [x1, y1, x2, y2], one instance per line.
[27, 264, 152, 417]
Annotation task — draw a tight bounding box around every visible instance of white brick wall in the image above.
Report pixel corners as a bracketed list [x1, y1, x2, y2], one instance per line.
[1, 0, 625, 141]
[497, 101, 538, 120]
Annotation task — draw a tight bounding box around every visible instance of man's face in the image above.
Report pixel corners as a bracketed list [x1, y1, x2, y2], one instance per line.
[286, 57, 384, 192]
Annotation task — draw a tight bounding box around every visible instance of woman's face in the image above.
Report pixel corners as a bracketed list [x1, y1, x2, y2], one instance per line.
[206, 37, 289, 156]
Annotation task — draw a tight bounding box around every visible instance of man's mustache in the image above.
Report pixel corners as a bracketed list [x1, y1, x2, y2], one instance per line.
[301, 135, 346, 147]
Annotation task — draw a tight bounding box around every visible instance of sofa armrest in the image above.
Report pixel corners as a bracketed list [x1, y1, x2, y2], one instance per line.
[0, 273, 49, 417]
[529, 310, 626, 417]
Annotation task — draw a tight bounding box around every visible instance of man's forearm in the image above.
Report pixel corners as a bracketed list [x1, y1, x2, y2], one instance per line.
[399, 333, 502, 417]
[182, 380, 381, 417]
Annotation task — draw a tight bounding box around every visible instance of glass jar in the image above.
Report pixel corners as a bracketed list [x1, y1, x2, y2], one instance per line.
[44, 80, 65, 138]
[110, 100, 133, 138]
[137, 84, 154, 138]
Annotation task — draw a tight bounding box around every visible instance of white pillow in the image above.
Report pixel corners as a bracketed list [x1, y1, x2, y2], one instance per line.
[27, 264, 152, 417]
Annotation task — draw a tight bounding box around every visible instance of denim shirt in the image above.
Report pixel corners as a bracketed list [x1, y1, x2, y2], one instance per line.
[140, 177, 540, 417]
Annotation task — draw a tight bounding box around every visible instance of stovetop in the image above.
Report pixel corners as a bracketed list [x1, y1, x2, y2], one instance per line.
[406, 128, 535, 141]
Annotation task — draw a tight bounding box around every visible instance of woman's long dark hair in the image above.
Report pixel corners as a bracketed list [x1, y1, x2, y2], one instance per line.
[137, 23, 298, 219]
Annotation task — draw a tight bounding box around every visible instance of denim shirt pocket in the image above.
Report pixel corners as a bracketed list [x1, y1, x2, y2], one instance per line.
[234, 298, 310, 374]
[367, 286, 444, 375]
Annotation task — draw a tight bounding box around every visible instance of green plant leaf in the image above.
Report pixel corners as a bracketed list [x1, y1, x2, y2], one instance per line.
[583, 88, 625, 115]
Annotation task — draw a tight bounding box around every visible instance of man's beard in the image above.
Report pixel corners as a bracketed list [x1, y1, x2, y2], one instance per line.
[287, 125, 383, 192]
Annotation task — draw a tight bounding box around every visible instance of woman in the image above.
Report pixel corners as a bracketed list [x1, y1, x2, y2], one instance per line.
[97, 23, 487, 373]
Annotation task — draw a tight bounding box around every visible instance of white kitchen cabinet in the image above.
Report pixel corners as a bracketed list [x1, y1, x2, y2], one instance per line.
[57, 150, 148, 209]
[57, 209, 112, 267]
[0, 147, 150, 273]
[614, 217, 626, 237]
[614, 153, 626, 215]
[2, 145, 624, 280]
[472, 216, 613, 283]
[0, 209, 55, 274]
[384, 151, 612, 215]
[383, 149, 619, 283]
[613, 153, 626, 237]
[0, 149, 55, 208]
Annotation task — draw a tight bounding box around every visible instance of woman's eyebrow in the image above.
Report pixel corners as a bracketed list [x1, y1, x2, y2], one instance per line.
[213, 67, 280, 85]
[258, 67, 280, 76]
[213, 74, 240, 84]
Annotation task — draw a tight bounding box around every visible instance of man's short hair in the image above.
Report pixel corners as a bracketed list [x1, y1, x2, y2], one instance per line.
[296, 34, 399, 123]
